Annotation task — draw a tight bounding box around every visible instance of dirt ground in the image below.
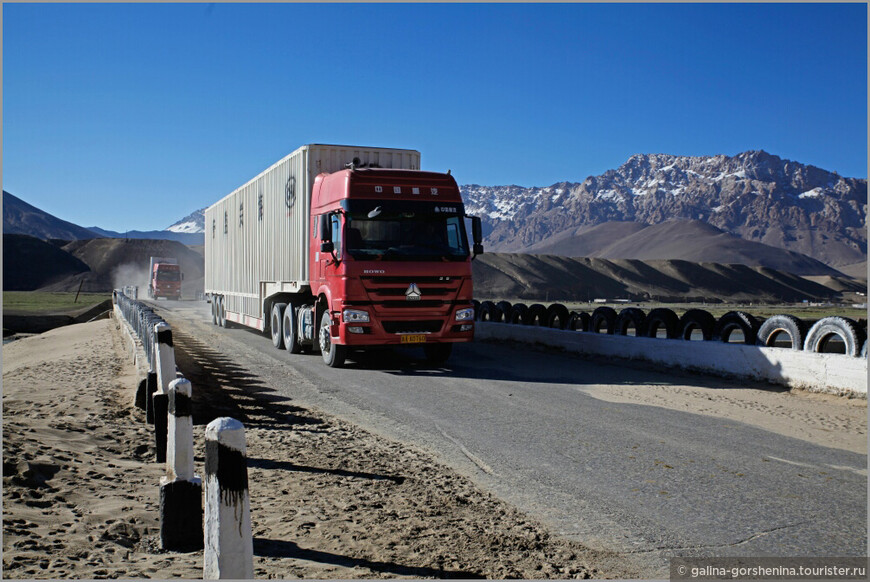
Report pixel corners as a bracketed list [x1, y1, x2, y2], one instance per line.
[2, 317, 636, 579]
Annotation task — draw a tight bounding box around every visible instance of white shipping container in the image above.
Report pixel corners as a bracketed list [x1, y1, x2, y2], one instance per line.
[205, 144, 421, 326]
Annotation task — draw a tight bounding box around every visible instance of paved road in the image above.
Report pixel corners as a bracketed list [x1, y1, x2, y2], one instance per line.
[155, 300, 867, 576]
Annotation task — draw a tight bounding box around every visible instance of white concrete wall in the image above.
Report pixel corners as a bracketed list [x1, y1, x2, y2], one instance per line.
[476, 322, 867, 397]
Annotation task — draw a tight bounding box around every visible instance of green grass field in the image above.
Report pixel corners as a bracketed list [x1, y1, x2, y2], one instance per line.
[3, 291, 112, 314]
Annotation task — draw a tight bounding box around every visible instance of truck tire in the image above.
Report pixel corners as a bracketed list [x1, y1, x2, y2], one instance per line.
[424, 343, 453, 365]
[508, 303, 528, 325]
[567, 311, 590, 332]
[524, 303, 547, 326]
[270, 303, 287, 349]
[478, 301, 503, 323]
[211, 297, 218, 325]
[615, 308, 646, 336]
[756, 314, 806, 350]
[591, 306, 617, 334]
[319, 311, 346, 367]
[714, 311, 759, 345]
[643, 308, 680, 339]
[803, 316, 865, 356]
[218, 296, 228, 328]
[282, 304, 303, 354]
[546, 303, 570, 329]
[679, 309, 715, 341]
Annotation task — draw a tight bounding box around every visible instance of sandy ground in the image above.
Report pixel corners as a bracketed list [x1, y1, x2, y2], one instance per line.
[2, 317, 634, 579]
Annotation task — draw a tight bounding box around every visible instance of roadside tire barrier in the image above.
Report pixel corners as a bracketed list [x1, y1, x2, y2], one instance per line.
[714, 311, 760, 345]
[478, 301, 503, 323]
[472, 299, 481, 321]
[523, 304, 548, 326]
[591, 306, 617, 334]
[679, 309, 716, 341]
[803, 316, 866, 357]
[756, 314, 807, 350]
[644, 308, 680, 339]
[567, 311, 590, 332]
[508, 303, 528, 325]
[546, 303, 570, 329]
[615, 308, 646, 336]
[862, 339, 868, 359]
[496, 301, 513, 319]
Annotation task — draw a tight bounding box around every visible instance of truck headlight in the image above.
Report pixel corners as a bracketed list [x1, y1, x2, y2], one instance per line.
[343, 309, 370, 323]
[455, 308, 474, 321]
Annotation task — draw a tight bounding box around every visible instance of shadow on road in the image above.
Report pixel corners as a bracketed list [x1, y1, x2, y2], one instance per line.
[253, 538, 484, 579]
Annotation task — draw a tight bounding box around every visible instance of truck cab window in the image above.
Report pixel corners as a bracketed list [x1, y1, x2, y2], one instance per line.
[330, 214, 342, 260]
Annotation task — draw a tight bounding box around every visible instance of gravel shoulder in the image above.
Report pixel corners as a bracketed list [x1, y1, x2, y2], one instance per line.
[2, 316, 637, 579]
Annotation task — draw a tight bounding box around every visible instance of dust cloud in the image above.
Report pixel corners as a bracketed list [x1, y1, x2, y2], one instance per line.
[111, 263, 151, 294]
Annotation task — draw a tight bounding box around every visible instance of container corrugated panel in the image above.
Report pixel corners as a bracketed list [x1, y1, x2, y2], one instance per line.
[205, 144, 420, 323]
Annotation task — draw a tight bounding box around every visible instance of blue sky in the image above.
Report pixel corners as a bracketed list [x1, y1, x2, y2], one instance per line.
[3, 2, 867, 232]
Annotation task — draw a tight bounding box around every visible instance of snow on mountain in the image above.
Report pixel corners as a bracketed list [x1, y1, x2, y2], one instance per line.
[166, 208, 206, 234]
[460, 150, 867, 268]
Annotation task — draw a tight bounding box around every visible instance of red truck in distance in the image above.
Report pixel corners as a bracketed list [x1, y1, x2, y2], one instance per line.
[204, 144, 483, 368]
[148, 257, 182, 300]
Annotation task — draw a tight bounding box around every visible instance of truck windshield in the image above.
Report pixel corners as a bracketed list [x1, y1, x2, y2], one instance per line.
[156, 270, 181, 281]
[345, 213, 470, 261]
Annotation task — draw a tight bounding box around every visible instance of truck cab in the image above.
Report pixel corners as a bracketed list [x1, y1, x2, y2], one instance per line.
[309, 168, 480, 365]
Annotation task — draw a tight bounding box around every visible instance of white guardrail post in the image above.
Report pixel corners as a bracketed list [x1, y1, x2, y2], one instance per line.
[159, 378, 203, 551]
[153, 322, 176, 463]
[204, 417, 254, 580]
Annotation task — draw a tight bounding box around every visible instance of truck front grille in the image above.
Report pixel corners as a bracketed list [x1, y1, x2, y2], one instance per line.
[382, 320, 444, 334]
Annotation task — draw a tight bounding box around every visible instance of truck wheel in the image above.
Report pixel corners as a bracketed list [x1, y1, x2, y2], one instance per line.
[282, 304, 303, 354]
[319, 311, 346, 368]
[271, 303, 287, 349]
[211, 298, 218, 325]
[218, 296, 228, 328]
[424, 343, 453, 365]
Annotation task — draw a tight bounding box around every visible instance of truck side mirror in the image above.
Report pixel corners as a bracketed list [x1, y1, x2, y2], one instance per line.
[319, 214, 331, 243]
[321, 241, 335, 253]
[471, 216, 484, 256]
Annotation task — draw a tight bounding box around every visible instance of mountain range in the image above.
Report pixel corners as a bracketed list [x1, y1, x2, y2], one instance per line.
[4, 150, 866, 280]
[463, 150, 867, 269]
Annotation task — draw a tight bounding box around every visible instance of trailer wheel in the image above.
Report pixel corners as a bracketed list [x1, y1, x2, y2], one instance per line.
[270, 303, 287, 349]
[757, 314, 806, 350]
[218, 296, 228, 328]
[424, 343, 453, 365]
[211, 297, 218, 325]
[319, 311, 346, 368]
[679, 309, 715, 341]
[803, 316, 865, 356]
[282, 304, 303, 354]
[644, 308, 680, 339]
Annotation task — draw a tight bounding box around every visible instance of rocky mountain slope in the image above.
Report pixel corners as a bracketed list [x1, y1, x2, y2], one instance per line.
[166, 207, 206, 233]
[463, 150, 867, 268]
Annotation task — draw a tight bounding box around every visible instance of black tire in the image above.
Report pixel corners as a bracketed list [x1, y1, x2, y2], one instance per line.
[546, 303, 570, 329]
[218, 296, 228, 328]
[644, 308, 680, 339]
[714, 311, 760, 345]
[757, 314, 807, 350]
[803, 316, 865, 356]
[591, 306, 617, 334]
[508, 303, 528, 325]
[270, 303, 287, 349]
[615, 308, 646, 336]
[478, 301, 503, 323]
[524, 303, 548, 326]
[424, 343, 453, 365]
[679, 309, 715, 341]
[496, 301, 513, 319]
[472, 300, 481, 321]
[211, 297, 218, 325]
[318, 311, 346, 367]
[567, 311, 590, 332]
[282, 303, 303, 354]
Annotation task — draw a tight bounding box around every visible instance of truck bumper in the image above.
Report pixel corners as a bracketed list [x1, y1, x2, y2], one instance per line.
[331, 306, 475, 347]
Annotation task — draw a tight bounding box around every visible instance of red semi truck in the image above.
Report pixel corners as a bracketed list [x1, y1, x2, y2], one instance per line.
[204, 144, 482, 367]
[148, 256, 182, 300]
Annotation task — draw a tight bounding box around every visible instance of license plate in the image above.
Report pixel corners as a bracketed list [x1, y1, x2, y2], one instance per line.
[400, 334, 427, 344]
